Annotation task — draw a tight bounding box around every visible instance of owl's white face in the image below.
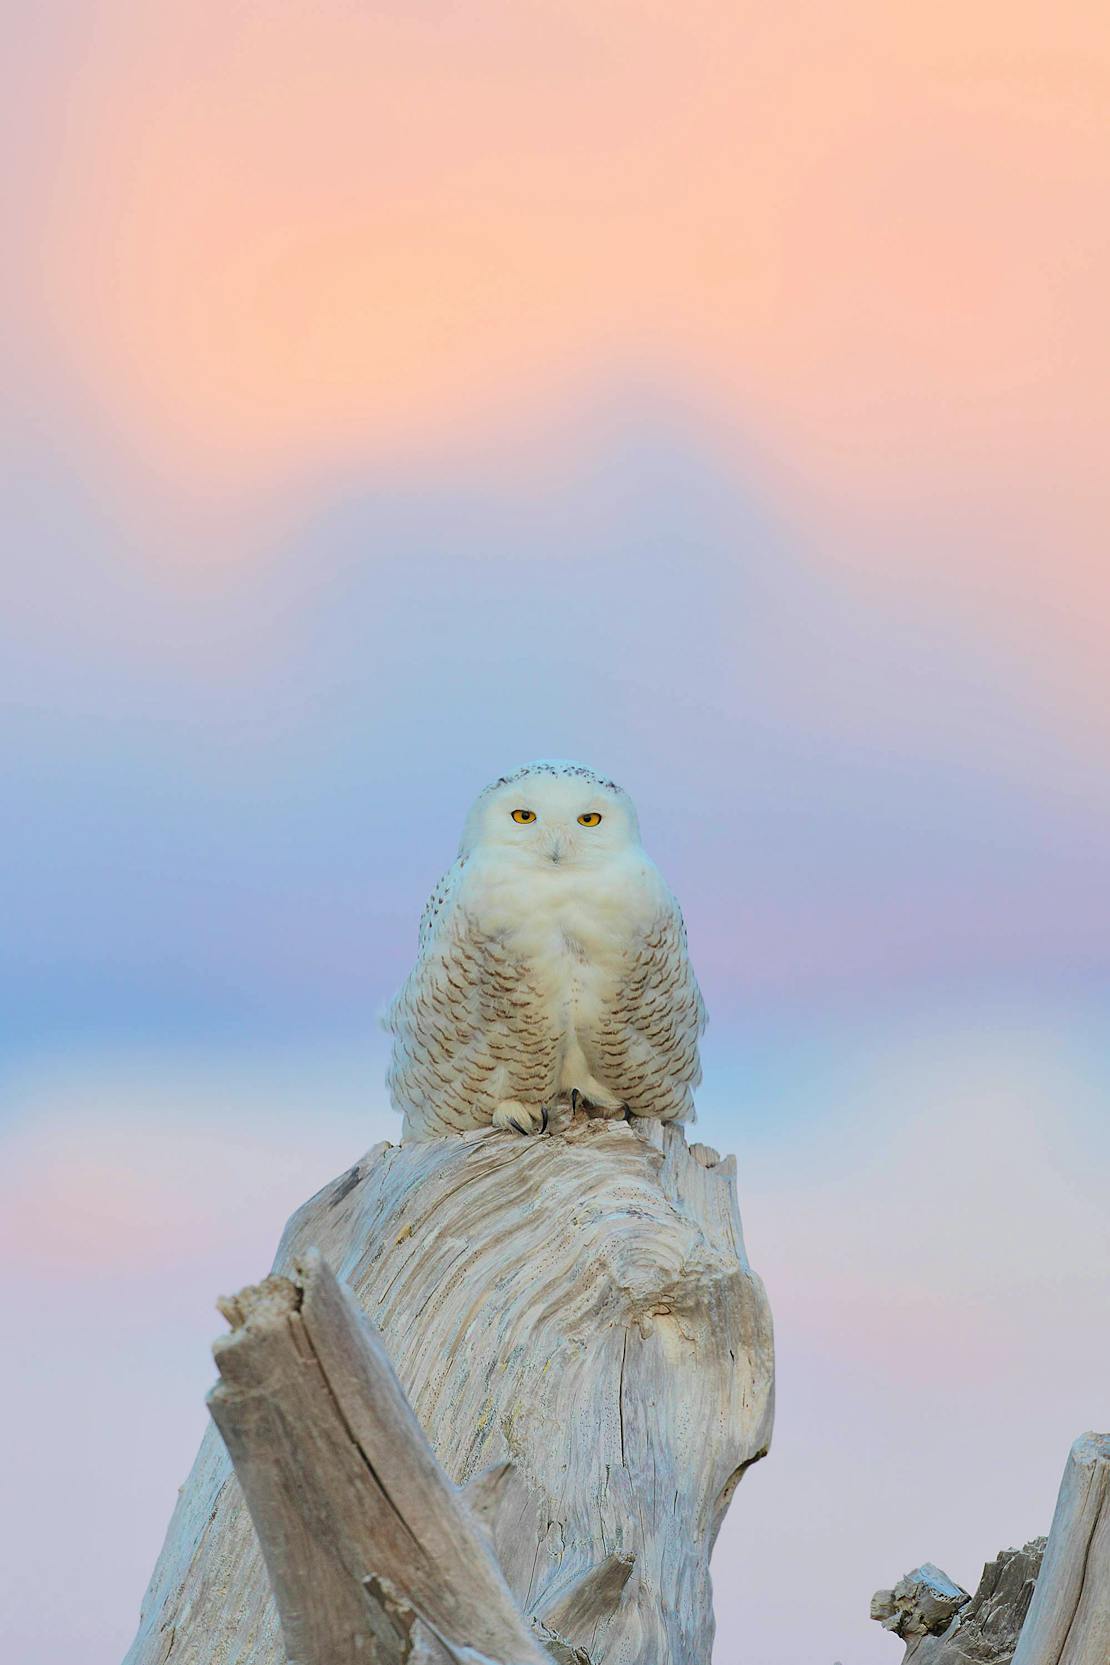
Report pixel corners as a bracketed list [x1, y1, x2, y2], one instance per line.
[460, 762, 641, 869]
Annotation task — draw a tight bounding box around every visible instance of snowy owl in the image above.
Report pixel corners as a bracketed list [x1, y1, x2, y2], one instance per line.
[385, 760, 707, 1141]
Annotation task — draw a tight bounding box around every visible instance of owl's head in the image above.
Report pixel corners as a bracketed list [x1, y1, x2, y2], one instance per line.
[460, 760, 641, 865]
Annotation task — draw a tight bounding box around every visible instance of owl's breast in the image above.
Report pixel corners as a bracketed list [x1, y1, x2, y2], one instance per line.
[464, 852, 661, 1026]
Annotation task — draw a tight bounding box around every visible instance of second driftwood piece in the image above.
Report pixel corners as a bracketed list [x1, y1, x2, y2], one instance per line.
[871, 1544, 1044, 1665]
[1011, 1432, 1110, 1665]
[125, 1114, 775, 1665]
[872, 1431, 1110, 1665]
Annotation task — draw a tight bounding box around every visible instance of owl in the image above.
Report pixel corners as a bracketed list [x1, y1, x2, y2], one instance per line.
[385, 761, 706, 1141]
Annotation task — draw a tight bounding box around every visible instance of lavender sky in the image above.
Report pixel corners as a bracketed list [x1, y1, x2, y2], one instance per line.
[2, 5, 1109, 1663]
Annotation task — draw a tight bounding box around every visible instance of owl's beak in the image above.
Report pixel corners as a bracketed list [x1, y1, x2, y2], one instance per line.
[547, 834, 566, 865]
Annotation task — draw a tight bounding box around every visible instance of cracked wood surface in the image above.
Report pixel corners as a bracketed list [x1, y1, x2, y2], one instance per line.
[123, 1115, 774, 1665]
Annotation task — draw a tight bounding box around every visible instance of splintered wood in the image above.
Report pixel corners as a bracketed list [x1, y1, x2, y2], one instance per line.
[209, 1251, 551, 1665]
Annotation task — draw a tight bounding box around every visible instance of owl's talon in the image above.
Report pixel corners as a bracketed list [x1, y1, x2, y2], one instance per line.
[570, 1089, 580, 1113]
[493, 1099, 547, 1135]
[540, 1104, 549, 1133]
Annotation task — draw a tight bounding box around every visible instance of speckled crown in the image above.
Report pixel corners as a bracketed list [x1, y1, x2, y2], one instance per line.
[477, 759, 624, 798]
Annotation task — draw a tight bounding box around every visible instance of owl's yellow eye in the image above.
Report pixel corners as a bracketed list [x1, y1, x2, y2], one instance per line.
[511, 808, 537, 824]
[577, 812, 603, 827]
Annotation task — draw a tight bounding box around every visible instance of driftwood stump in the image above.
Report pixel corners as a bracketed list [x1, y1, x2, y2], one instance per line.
[124, 1115, 774, 1665]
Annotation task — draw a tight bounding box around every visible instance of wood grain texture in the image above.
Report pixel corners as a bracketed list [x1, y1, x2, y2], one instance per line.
[124, 1114, 774, 1665]
[208, 1251, 550, 1665]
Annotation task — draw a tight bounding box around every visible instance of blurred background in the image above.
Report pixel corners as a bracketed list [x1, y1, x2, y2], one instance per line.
[2, 3, 1108, 1662]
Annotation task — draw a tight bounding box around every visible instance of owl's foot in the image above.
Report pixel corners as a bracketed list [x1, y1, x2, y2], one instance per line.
[569, 1083, 626, 1118]
[492, 1100, 550, 1136]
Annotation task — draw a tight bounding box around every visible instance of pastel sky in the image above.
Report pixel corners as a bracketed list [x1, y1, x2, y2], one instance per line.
[2, 5, 1108, 1664]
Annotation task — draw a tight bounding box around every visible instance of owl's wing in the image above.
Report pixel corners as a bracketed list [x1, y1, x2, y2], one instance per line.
[415, 856, 467, 952]
[597, 887, 707, 1123]
[385, 858, 502, 1138]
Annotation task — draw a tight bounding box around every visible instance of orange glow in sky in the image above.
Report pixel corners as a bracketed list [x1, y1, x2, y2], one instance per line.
[12, 0, 1110, 715]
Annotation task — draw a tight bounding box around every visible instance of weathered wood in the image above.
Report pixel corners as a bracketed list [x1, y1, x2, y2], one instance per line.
[208, 1249, 550, 1665]
[1011, 1432, 1110, 1665]
[870, 1564, 970, 1652]
[125, 1115, 774, 1665]
[872, 1432, 1109, 1665]
[872, 1543, 1043, 1665]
